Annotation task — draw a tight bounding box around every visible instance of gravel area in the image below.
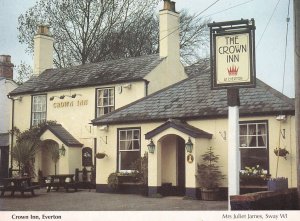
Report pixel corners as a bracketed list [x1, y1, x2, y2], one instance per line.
[0, 188, 228, 211]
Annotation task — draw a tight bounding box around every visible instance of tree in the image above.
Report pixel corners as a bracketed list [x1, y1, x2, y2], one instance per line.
[18, 0, 210, 67]
[11, 139, 39, 177]
[15, 61, 33, 84]
[9, 121, 57, 176]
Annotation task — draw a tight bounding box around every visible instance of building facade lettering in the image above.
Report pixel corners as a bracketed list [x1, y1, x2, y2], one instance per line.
[53, 99, 88, 108]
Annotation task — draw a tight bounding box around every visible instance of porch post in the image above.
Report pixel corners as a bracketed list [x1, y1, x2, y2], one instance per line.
[185, 137, 197, 199]
[148, 140, 161, 196]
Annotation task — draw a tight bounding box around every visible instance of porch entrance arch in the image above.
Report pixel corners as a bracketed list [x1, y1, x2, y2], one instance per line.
[40, 139, 60, 176]
[158, 134, 185, 196]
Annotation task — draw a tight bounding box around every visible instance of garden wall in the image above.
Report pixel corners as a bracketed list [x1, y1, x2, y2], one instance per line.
[230, 188, 298, 210]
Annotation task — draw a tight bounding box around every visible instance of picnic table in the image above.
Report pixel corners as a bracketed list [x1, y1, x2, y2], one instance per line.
[46, 174, 78, 192]
[0, 176, 40, 197]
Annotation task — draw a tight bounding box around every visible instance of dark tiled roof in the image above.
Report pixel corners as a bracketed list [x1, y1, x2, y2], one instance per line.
[0, 133, 9, 146]
[92, 66, 295, 125]
[10, 54, 162, 95]
[145, 119, 212, 139]
[40, 124, 83, 147]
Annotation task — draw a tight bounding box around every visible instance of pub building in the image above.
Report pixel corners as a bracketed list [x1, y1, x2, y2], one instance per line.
[8, 0, 296, 199]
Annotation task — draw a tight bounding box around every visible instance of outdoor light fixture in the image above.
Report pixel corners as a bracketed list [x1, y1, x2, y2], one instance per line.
[59, 95, 65, 99]
[71, 93, 82, 98]
[185, 137, 193, 153]
[59, 144, 66, 156]
[49, 96, 60, 101]
[147, 139, 155, 154]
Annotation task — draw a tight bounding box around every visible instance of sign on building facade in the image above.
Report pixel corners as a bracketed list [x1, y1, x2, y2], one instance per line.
[209, 19, 256, 89]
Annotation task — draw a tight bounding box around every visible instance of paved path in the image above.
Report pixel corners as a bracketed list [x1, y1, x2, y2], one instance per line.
[0, 188, 228, 211]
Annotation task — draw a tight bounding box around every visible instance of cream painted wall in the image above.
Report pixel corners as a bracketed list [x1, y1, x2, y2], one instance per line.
[33, 34, 53, 75]
[96, 114, 297, 189]
[187, 116, 297, 187]
[0, 79, 18, 133]
[11, 80, 146, 174]
[143, 8, 187, 95]
[144, 58, 186, 95]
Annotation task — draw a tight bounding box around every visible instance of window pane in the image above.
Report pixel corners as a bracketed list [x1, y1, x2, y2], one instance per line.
[248, 124, 256, 135]
[120, 151, 140, 170]
[258, 124, 266, 135]
[258, 135, 266, 147]
[240, 148, 268, 169]
[126, 130, 133, 140]
[32, 95, 46, 126]
[120, 141, 126, 150]
[120, 131, 126, 140]
[248, 136, 257, 147]
[240, 136, 247, 147]
[103, 89, 108, 97]
[96, 88, 115, 117]
[240, 125, 247, 135]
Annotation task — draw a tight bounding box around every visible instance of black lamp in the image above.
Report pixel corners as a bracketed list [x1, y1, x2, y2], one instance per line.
[185, 137, 193, 153]
[147, 139, 155, 154]
[59, 144, 66, 156]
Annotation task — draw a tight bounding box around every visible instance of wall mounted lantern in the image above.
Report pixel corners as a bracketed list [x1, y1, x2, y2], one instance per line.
[147, 139, 155, 154]
[185, 137, 193, 153]
[59, 144, 66, 156]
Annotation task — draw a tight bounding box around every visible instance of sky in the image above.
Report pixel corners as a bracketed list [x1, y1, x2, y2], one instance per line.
[0, 0, 295, 97]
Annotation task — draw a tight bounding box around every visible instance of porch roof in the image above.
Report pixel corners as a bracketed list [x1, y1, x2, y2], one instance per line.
[40, 124, 83, 147]
[145, 119, 212, 139]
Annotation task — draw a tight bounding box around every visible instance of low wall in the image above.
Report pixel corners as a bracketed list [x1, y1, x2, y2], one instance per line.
[230, 188, 298, 210]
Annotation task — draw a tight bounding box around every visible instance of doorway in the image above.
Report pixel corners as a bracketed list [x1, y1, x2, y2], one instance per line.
[160, 135, 185, 196]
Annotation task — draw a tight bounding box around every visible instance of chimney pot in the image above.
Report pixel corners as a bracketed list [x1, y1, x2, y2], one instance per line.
[163, 0, 171, 11]
[0, 55, 14, 79]
[37, 25, 50, 36]
[163, 0, 176, 12]
[170, 1, 176, 12]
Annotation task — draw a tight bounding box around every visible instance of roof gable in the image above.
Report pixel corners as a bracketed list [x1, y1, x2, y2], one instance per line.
[40, 124, 83, 147]
[145, 119, 212, 139]
[10, 54, 162, 95]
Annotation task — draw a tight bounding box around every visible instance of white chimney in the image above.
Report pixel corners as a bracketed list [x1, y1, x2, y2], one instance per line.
[159, 0, 180, 60]
[33, 25, 54, 75]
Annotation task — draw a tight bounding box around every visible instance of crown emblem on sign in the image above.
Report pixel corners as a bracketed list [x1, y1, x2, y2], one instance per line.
[227, 65, 239, 76]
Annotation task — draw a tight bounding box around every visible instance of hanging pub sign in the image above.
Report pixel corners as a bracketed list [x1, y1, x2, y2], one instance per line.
[82, 147, 93, 167]
[208, 19, 256, 89]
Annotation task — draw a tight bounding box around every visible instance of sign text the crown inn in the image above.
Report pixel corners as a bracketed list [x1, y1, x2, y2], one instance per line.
[216, 33, 250, 84]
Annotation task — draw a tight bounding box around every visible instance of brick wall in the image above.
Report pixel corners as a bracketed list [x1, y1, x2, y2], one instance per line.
[0, 55, 14, 79]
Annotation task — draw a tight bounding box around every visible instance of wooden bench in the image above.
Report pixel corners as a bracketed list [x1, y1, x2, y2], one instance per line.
[46, 174, 78, 192]
[75, 168, 95, 191]
[0, 177, 40, 197]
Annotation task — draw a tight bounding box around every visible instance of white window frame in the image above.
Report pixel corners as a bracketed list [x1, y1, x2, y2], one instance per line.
[118, 128, 140, 172]
[96, 87, 114, 117]
[239, 121, 269, 173]
[31, 95, 47, 126]
[239, 122, 268, 149]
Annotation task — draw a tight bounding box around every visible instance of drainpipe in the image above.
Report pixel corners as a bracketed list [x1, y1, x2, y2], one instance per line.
[7, 94, 15, 169]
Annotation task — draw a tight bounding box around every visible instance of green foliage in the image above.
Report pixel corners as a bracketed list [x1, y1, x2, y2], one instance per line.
[17, 0, 209, 67]
[11, 139, 39, 177]
[107, 172, 119, 191]
[15, 61, 33, 84]
[129, 152, 148, 185]
[196, 147, 225, 189]
[9, 121, 57, 177]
